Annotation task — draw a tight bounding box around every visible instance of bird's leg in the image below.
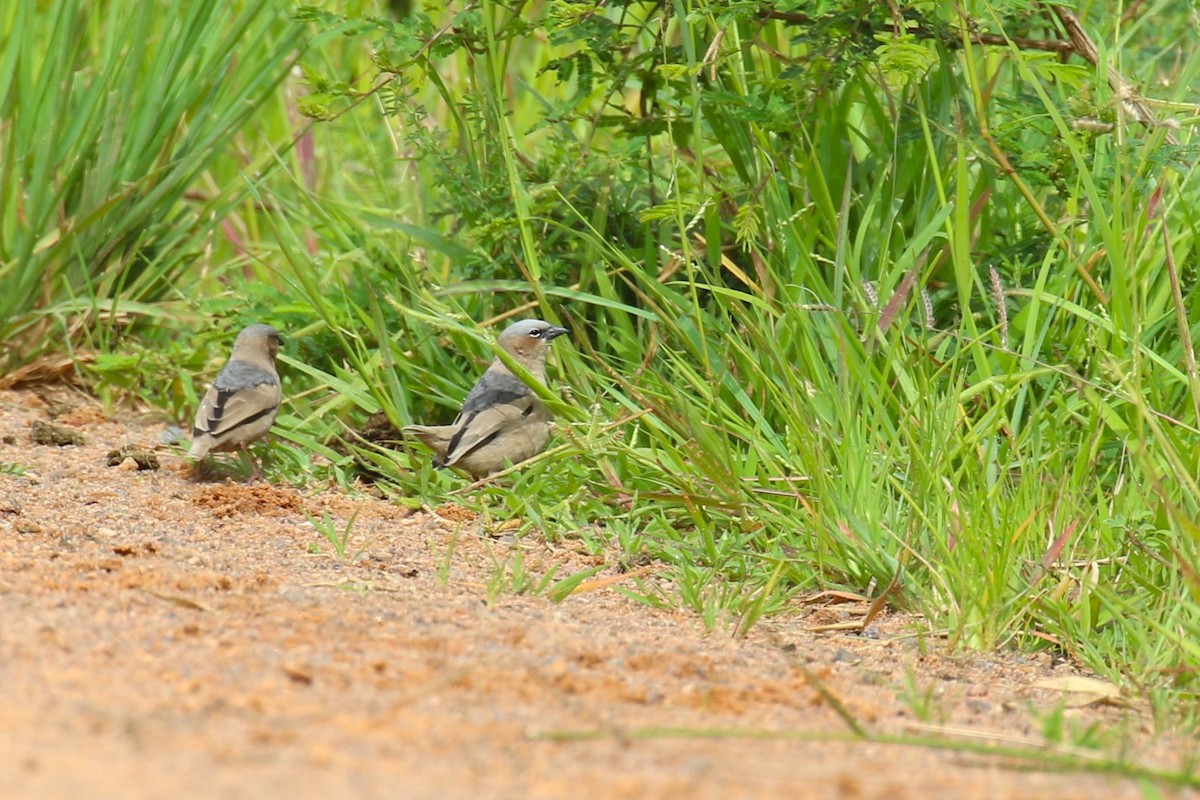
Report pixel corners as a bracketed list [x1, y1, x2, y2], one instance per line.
[240, 446, 263, 482]
[192, 456, 212, 482]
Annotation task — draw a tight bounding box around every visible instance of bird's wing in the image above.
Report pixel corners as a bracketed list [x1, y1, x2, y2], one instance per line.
[442, 372, 538, 467]
[193, 361, 280, 439]
[454, 370, 531, 422]
[442, 398, 539, 468]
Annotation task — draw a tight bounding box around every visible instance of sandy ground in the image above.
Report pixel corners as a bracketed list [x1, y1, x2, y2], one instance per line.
[0, 389, 1194, 799]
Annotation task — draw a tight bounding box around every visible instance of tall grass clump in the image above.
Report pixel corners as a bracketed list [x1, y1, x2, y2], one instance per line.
[0, 0, 303, 379]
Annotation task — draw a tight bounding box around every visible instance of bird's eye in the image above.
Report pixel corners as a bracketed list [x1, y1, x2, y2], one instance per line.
[528, 329, 543, 339]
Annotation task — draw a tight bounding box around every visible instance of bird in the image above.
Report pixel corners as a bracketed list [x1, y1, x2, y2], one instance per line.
[404, 318, 569, 480]
[189, 323, 284, 479]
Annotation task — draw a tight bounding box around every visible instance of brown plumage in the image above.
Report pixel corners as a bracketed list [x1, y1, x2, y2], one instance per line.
[405, 319, 568, 479]
[189, 324, 284, 478]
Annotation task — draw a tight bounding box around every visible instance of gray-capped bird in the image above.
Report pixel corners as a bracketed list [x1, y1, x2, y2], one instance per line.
[405, 319, 569, 479]
[189, 323, 284, 478]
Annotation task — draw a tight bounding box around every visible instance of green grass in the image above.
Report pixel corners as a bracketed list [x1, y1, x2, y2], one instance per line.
[305, 508, 364, 561]
[0, 0, 304, 375]
[530, 724, 1200, 790]
[4, 0, 1200, 755]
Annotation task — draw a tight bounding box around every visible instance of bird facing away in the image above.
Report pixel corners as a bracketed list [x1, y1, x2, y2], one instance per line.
[404, 319, 569, 480]
[189, 323, 284, 478]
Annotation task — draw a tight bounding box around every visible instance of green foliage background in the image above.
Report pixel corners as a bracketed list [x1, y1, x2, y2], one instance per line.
[3, 0, 1200, 727]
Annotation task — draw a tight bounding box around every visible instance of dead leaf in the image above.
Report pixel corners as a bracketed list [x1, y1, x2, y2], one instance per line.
[861, 571, 901, 630]
[801, 591, 869, 606]
[567, 566, 657, 596]
[1032, 676, 1123, 707]
[1028, 631, 1062, 646]
[143, 589, 213, 613]
[1041, 517, 1081, 570]
[806, 621, 866, 633]
[282, 665, 314, 685]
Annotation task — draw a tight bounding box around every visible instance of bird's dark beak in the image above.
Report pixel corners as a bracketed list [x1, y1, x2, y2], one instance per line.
[545, 326, 569, 341]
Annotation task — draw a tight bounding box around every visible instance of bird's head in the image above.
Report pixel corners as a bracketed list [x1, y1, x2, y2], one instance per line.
[497, 319, 569, 365]
[232, 323, 284, 362]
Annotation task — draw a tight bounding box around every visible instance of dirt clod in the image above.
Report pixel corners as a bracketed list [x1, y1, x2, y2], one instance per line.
[106, 445, 160, 470]
[432, 502, 478, 523]
[59, 405, 108, 426]
[356, 411, 404, 447]
[192, 483, 309, 518]
[30, 419, 85, 447]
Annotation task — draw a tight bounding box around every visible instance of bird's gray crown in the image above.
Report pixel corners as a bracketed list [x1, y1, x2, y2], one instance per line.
[499, 319, 568, 343]
[234, 323, 283, 348]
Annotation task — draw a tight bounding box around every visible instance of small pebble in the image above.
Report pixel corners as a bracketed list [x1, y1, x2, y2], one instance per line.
[832, 649, 861, 665]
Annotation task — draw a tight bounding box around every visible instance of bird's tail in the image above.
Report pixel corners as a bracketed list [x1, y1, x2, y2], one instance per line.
[403, 424, 453, 461]
[188, 436, 211, 459]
